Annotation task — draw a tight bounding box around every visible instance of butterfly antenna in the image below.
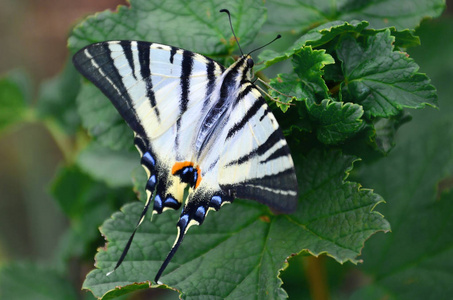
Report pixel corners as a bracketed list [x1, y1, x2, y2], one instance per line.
[248, 34, 282, 56]
[220, 9, 244, 55]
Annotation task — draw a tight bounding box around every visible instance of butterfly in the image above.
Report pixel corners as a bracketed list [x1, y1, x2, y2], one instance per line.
[72, 9, 298, 283]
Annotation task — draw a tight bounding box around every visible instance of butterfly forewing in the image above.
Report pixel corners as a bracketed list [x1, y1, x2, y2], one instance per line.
[73, 40, 298, 282]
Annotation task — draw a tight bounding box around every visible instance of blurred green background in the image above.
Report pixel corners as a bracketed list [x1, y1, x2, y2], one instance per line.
[0, 0, 452, 299]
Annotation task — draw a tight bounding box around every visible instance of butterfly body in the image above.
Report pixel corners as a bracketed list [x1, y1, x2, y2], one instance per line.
[73, 40, 298, 282]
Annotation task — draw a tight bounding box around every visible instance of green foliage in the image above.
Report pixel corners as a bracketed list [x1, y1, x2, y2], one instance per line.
[83, 150, 389, 299]
[0, 263, 79, 300]
[0, 70, 32, 132]
[76, 83, 132, 151]
[263, 0, 445, 32]
[68, 0, 266, 58]
[37, 59, 82, 134]
[338, 30, 437, 117]
[350, 18, 453, 299]
[0, 0, 449, 299]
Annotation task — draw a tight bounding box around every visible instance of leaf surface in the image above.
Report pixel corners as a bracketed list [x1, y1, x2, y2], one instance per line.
[77, 142, 140, 188]
[37, 60, 81, 134]
[0, 71, 31, 132]
[263, 0, 445, 32]
[308, 100, 363, 145]
[68, 0, 266, 56]
[83, 150, 389, 299]
[338, 30, 437, 117]
[351, 17, 453, 300]
[0, 263, 78, 300]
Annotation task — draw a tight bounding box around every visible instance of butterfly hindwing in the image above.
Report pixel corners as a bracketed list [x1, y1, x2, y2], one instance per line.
[217, 84, 298, 213]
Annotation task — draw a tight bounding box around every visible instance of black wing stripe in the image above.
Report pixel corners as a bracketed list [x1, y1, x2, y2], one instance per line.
[169, 47, 178, 64]
[220, 163, 298, 214]
[225, 129, 285, 167]
[137, 41, 160, 122]
[175, 50, 194, 157]
[180, 50, 194, 113]
[203, 60, 217, 106]
[232, 84, 254, 108]
[74, 43, 146, 137]
[259, 145, 291, 164]
[226, 97, 264, 140]
[259, 106, 272, 122]
[120, 41, 137, 80]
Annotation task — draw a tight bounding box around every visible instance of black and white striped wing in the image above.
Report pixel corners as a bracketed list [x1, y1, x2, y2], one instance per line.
[216, 85, 298, 213]
[73, 41, 224, 211]
[73, 41, 223, 139]
[73, 41, 298, 282]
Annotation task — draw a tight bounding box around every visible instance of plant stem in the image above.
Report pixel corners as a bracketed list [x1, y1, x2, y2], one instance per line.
[303, 256, 330, 300]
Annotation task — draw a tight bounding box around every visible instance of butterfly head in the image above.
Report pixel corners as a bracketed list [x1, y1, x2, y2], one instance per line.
[241, 55, 255, 80]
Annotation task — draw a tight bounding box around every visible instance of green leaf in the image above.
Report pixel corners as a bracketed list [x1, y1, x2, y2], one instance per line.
[0, 262, 78, 300]
[351, 17, 453, 300]
[263, 0, 445, 32]
[338, 30, 437, 117]
[354, 120, 453, 299]
[68, 0, 266, 56]
[259, 21, 368, 70]
[82, 150, 388, 299]
[308, 99, 363, 145]
[338, 0, 445, 30]
[382, 28, 420, 49]
[0, 70, 31, 133]
[290, 47, 334, 105]
[372, 112, 412, 153]
[37, 59, 81, 134]
[77, 143, 140, 188]
[50, 166, 132, 264]
[76, 83, 132, 151]
[269, 46, 334, 112]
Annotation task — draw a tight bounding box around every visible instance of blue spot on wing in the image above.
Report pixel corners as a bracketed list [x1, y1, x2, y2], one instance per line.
[147, 175, 157, 190]
[142, 151, 156, 167]
[195, 206, 206, 221]
[164, 196, 181, 210]
[210, 195, 222, 208]
[154, 194, 163, 212]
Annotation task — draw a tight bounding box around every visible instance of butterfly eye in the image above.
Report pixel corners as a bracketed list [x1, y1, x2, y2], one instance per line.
[247, 58, 254, 68]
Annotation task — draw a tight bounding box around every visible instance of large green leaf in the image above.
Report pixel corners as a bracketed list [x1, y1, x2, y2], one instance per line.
[82, 150, 389, 299]
[350, 17, 453, 300]
[269, 46, 334, 108]
[258, 21, 368, 70]
[263, 0, 445, 32]
[76, 142, 140, 188]
[338, 30, 437, 117]
[354, 119, 453, 299]
[68, 0, 266, 56]
[76, 83, 132, 151]
[308, 99, 363, 145]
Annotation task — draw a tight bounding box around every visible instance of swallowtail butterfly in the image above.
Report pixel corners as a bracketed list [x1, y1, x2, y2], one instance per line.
[73, 9, 298, 283]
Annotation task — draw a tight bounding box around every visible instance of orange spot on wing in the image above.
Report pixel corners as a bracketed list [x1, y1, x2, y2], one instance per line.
[171, 161, 194, 175]
[195, 167, 202, 189]
[171, 161, 203, 189]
